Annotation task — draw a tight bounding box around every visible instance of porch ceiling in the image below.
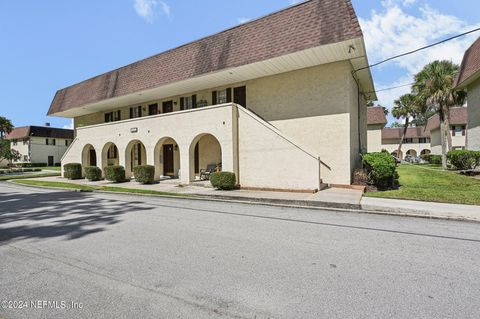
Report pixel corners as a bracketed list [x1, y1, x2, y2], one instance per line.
[52, 37, 376, 118]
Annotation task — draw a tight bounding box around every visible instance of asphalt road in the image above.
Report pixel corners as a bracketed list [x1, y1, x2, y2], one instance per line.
[0, 182, 479, 319]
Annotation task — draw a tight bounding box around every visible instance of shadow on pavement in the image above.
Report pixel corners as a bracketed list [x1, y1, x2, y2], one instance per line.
[0, 189, 154, 243]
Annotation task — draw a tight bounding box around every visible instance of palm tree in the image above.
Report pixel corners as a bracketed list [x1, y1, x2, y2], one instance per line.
[413, 60, 466, 169]
[391, 93, 418, 159]
[0, 116, 13, 139]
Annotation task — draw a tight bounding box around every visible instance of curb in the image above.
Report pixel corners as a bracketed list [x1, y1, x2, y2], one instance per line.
[6, 181, 479, 223]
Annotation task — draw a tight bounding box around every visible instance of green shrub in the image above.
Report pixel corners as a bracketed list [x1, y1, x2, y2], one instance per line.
[447, 150, 480, 170]
[210, 171, 237, 190]
[429, 155, 442, 164]
[104, 165, 126, 183]
[16, 162, 47, 168]
[133, 165, 155, 184]
[84, 166, 102, 181]
[64, 163, 82, 180]
[362, 152, 398, 190]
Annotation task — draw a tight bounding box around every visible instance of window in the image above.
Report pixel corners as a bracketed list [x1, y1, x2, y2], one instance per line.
[130, 106, 142, 119]
[105, 110, 121, 123]
[148, 103, 158, 116]
[46, 138, 56, 145]
[419, 138, 428, 144]
[12, 139, 17, 146]
[107, 144, 118, 159]
[65, 140, 69, 146]
[405, 138, 413, 144]
[217, 90, 227, 104]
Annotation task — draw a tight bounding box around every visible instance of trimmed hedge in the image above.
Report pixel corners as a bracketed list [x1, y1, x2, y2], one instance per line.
[16, 163, 48, 168]
[429, 155, 442, 164]
[104, 165, 126, 183]
[447, 150, 480, 170]
[64, 163, 82, 180]
[133, 165, 155, 184]
[362, 152, 398, 190]
[210, 171, 237, 190]
[84, 166, 102, 181]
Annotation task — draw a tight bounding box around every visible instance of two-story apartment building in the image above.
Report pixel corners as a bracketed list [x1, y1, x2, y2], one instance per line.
[6, 126, 74, 166]
[367, 106, 467, 158]
[455, 36, 480, 150]
[425, 107, 468, 154]
[48, 0, 376, 191]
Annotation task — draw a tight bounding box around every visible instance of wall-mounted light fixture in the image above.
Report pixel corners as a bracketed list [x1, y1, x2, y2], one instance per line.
[174, 144, 178, 151]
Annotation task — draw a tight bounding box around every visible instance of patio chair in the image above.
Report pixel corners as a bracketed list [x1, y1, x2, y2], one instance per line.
[200, 164, 217, 180]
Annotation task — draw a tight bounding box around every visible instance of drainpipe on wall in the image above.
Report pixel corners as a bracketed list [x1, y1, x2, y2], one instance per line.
[318, 156, 322, 191]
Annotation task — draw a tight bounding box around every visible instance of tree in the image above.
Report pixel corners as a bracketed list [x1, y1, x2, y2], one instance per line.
[413, 60, 466, 168]
[0, 116, 13, 139]
[391, 93, 419, 159]
[390, 122, 403, 128]
[0, 139, 21, 166]
[411, 109, 436, 127]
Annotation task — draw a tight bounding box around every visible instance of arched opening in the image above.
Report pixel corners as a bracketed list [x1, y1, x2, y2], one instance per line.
[125, 140, 147, 178]
[154, 137, 180, 179]
[102, 142, 119, 168]
[82, 144, 97, 167]
[406, 149, 417, 159]
[391, 150, 403, 160]
[189, 133, 222, 182]
[420, 149, 431, 156]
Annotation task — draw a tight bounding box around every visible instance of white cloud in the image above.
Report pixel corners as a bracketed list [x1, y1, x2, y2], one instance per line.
[134, 0, 171, 23]
[237, 17, 252, 24]
[63, 120, 74, 130]
[359, 2, 480, 115]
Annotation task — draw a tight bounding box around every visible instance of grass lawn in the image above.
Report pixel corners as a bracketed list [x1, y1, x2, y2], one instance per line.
[365, 164, 480, 205]
[37, 166, 61, 171]
[13, 179, 191, 198]
[0, 172, 61, 181]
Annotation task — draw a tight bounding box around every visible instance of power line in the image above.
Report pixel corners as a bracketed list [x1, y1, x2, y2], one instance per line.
[355, 27, 480, 73]
[365, 82, 415, 94]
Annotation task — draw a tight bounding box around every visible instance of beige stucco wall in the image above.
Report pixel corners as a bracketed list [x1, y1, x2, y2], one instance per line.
[11, 137, 72, 164]
[10, 140, 29, 162]
[367, 125, 383, 153]
[467, 80, 480, 150]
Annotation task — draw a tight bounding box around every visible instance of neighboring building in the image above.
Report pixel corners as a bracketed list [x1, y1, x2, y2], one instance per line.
[48, 0, 376, 191]
[455, 36, 480, 150]
[367, 106, 468, 158]
[5, 126, 74, 166]
[425, 107, 468, 154]
[381, 127, 431, 159]
[367, 107, 388, 153]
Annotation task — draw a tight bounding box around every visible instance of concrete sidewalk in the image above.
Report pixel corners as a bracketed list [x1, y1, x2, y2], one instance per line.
[13, 176, 480, 222]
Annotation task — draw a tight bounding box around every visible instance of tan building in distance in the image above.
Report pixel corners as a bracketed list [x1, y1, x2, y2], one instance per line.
[367, 106, 468, 158]
[6, 126, 74, 166]
[48, 0, 376, 191]
[455, 36, 480, 151]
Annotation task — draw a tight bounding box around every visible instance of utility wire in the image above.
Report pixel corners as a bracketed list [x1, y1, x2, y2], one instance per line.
[355, 27, 480, 73]
[365, 82, 415, 94]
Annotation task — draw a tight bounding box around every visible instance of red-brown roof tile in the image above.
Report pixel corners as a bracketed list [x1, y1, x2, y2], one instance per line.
[5, 126, 74, 140]
[425, 107, 468, 133]
[382, 127, 428, 140]
[367, 106, 387, 125]
[455, 36, 480, 88]
[48, 0, 363, 115]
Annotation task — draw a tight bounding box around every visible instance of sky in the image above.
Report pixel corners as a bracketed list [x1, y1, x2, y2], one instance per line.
[0, 0, 479, 129]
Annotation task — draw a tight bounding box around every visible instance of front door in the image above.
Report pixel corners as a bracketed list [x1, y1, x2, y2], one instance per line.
[234, 86, 246, 108]
[89, 149, 97, 166]
[162, 101, 173, 114]
[48, 156, 54, 166]
[163, 144, 174, 176]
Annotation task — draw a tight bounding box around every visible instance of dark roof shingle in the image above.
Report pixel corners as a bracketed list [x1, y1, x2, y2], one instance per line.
[425, 107, 468, 133]
[382, 127, 428, 140]
[6, 126, 74, 140]
[455, 36, 480, 88]
[367, 106, 387, 125]
[48, 0, 363, 115]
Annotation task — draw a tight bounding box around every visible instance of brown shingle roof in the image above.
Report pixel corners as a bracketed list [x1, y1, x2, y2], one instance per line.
[425, 107, 468, 133]
[5, 126, 74, 140]
[455, 37, 480, 88]
[382, 127, 428, 140]
[367, 106, 387, 125]
[48, 0, 363, 115]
